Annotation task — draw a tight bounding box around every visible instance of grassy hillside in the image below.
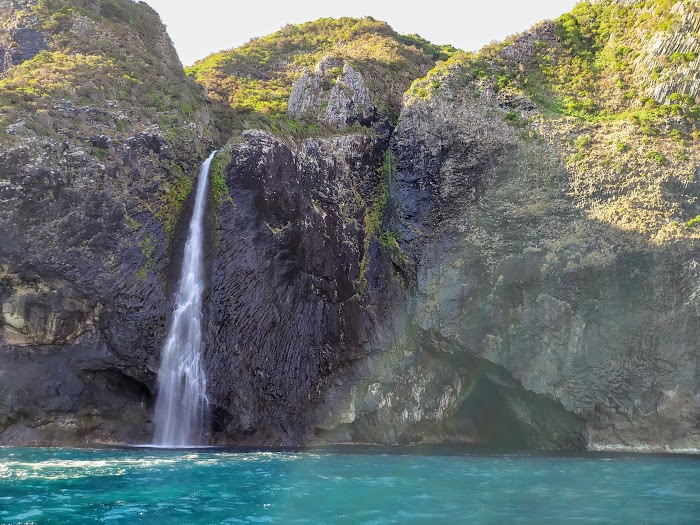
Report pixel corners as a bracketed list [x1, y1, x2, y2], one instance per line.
[4, 0, 698, 243]
[0, 0, 208, 150]
[186, 17, 454, 137]
[0, 0, 214, 260]
[406, 0, 700, 243]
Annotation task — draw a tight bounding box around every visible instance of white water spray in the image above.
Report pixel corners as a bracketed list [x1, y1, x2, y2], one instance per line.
[152, 151, 217, 447]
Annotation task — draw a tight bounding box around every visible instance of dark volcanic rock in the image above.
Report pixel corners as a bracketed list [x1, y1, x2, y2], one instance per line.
[203, 125, 587, 449]
[204, 130, 389, 444]
[8, 26, 47, 65]
[1, 1, 698, 452]
[0, 1, 48, 74]
[0, 338, 153, 445]
[0, 133, 196, 443]
[0, 0, 211, 444]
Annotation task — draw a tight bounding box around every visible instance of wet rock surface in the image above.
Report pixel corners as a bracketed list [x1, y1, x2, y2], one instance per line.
[204, 130, 389, 444]
[0, 0, 210, 444]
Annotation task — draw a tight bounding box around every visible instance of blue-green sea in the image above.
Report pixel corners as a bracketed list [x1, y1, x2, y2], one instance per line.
[0, 447, 698, 524]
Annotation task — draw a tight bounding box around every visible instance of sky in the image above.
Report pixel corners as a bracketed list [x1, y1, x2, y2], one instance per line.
[141, 1, 580, 66]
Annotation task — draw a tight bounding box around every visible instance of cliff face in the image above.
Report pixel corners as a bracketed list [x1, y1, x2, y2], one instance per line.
[204, 130, 389, 444]
[1, 0, 698, 450]
[0, 0, 211, 444]
[202, 0, 699, 450]
[310, 0, 700, 450]
[201, 68, 585, 449]
[356, 68, 699, 450]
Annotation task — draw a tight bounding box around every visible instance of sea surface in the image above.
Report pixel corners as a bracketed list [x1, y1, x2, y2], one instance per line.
[0, 446, 698, 524]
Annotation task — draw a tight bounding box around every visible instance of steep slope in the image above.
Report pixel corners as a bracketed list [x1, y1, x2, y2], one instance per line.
[200, 18, 587, 446]
[311, 0, 699, 450]
[406, 0, 700, 242]
[1, 0, 698, 451]
[200, 0, 699, 449]
[189, 19, 455, 444]
[0, 0, 211, 444]
[186, 17, 454, 138]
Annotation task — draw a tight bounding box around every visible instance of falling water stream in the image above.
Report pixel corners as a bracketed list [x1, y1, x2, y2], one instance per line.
[152, 151, 217, 447]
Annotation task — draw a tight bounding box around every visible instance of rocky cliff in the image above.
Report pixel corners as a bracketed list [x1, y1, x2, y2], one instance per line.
[1, 0, 698, 451]
[201, 0, 700, 451]
[0, 0, 211, 444]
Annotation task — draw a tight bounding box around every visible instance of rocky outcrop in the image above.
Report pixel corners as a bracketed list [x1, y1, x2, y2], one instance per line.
[0, 26, 47, 73]
[636, 2, 700, 103]
[321, 64, 373, 126]
[0, 265, 152, 445]
[298, 79, 587, 449]
[0, 0, 211, 444]
[313, 58, 700, 451]
[204, 129, 389, 444]
[498, 20, 558, 68]
[195, 66, 589, 447]
[0, 131, 194, 444]
[0, 0, 48, 74]
[313, 328, 585, 448]
[202, 121, 586, 449]
[0, 0, 698, 452]
[1, 267, 99, 346]
[288, 57, 377, 128]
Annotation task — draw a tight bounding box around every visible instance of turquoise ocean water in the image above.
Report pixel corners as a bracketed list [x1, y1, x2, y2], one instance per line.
[0, 447, 698, 524]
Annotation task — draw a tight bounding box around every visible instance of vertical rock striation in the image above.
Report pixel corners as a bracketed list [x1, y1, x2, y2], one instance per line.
[205, 130, 389, 444]
[1, 2, 698, 451]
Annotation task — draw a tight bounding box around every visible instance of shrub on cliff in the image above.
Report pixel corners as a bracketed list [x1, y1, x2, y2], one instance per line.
[186, 17, 453, 137]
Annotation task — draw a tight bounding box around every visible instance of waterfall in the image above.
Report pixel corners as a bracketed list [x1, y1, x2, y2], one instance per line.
[152, 151, 217, 447]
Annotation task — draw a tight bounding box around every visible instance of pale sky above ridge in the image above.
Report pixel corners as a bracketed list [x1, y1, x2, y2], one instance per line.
[142, 1, 579, 66]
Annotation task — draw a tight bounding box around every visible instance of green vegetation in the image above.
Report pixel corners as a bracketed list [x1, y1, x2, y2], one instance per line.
[396, 33, 457, 62]
[124, 212, 158, 282]
[25, 0, 164, 36]
[615, 141, 629, 153]
[365, 149, 393, 240]
[0, 0, 206, 145]
[574, 135, 592, 149]
[378, 230, 399, 249]
[527, 0, 699, 126]
[407, 1, 699, 129]
[135, 233, 157, 281]
[687, 215, 700, 228]
[90, 146, 108, 160]
[155, 167, 195, 241]
[186, 17, 447, 137]
[3, 0, 697, 256]
[405, 0, 699, 244]
[209, 147, 234, 207]
[645, 150, 667, 164]
[0, 0, 212, 266]
[359, 149, 394, 292]
[378, 230, 408, 268]
[669, 51, 697, 64]
[504, 110, 528, 128]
